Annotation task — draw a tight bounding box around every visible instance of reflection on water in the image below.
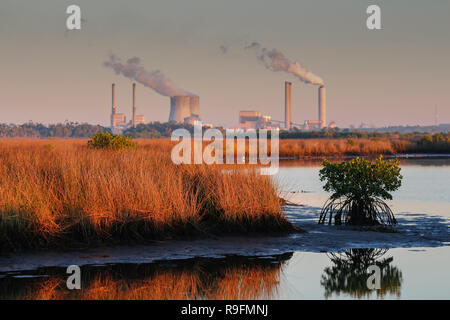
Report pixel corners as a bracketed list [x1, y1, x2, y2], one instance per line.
[278, 157, 450, 204]
[0, 253, 292, 300]
[321, 249, 402, 299]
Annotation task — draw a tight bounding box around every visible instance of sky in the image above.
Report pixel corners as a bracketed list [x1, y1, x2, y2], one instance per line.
[0, 0, 449, 128]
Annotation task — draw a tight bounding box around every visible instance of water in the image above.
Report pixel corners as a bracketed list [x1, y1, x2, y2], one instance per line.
[277, 158, 450, 203]
[1, 158, 449, 299]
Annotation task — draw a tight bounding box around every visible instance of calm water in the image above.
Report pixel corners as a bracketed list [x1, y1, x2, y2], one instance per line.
[277, 158, 450, 203]
[1, 248, 449, 299]
[1, 158, 449, 299]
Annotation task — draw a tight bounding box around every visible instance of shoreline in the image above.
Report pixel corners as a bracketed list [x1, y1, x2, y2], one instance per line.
[279, 153, 450, 161]
[2, 197, 449, 271]
[1, 209, 448, 273]
[0, 218, 300, 254]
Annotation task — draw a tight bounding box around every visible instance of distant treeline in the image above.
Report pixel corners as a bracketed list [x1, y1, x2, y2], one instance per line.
[359, 124, 450, 134]
[1, 122, 449, 140]
[279, 128, 389, 139]
[123, 122, 195, 138]
[279, 126, 450, 139]
[0, 122, 194, 139]
[126, 124, 450, 140]
[0, 122, 107, 138]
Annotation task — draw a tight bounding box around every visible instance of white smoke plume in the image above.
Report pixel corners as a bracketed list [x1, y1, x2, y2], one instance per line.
[104, 55, 196, 97]
[245, 42, 324, 86]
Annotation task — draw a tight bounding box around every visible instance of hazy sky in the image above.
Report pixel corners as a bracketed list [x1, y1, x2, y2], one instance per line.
[0, 0, 449, 128]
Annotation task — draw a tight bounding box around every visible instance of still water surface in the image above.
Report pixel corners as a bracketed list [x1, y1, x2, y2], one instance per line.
[1, 158, 449, 299]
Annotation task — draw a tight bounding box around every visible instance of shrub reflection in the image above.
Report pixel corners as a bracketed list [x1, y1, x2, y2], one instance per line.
[321, 249, 402, 299]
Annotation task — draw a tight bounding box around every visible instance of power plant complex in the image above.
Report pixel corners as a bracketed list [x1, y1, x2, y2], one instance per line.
[109, 80, 329, 132]
[237, 81, 329, 131]
[110, 83, 146, 132]
[110, 83, 201, 131]
[106, 51, 330, 131]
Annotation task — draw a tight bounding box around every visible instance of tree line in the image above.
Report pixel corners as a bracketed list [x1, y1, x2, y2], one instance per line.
[0, 122, 449, 141]
[0, 122, 107, 138]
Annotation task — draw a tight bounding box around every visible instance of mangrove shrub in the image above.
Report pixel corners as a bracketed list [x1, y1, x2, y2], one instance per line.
[318, 156, 402, 226]
[88, 131, 137, 150]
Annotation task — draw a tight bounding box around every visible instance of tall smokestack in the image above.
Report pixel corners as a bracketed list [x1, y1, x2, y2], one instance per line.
[285, 81, 292, 130]
[132, 83, 136, 128]
[111, 83, 116, 128]
[319, 85, 326, 129]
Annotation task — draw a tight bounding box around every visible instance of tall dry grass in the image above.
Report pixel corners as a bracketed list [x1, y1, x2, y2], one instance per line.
[278, 138, 414, 158]
[145, 136, 448, 162]
[0, 139, 293, 252]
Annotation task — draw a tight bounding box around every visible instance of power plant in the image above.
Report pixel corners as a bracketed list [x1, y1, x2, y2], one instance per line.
[283, 81, 327, 130]
[110, 83, 146, 132]
[109, 79, 325, 132]
[106, 51, 328, 131]
[169, 95, 201, 124]
[111, 83, 127, 129]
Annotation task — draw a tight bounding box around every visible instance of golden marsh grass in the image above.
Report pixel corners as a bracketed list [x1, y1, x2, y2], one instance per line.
[0, 139, 294, 252]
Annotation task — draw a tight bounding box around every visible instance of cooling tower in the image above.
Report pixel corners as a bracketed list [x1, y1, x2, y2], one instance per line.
[132, 83, 136, 128]
[319, 85, 326, 129]
[189, 96, 200, 117]
[285, 81, 292, 130]
[169, 96, 191, 123]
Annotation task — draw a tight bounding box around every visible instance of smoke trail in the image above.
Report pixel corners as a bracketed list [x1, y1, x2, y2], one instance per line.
[103, 55, 196, 97]
[245, 42, 324, 86]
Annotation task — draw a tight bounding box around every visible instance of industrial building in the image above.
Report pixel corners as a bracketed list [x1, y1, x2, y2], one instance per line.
[110, 83, 128, 130]
[169, 95, 201, 123]
[110, 83, 146, 132]
[112, 113, 127, 129]
[134, 115, 146, 126]
[109, 83, 200, 130]
[238, 111, 275, 130]
[108, 79, 329, 132]
[184, 114, 200, 125]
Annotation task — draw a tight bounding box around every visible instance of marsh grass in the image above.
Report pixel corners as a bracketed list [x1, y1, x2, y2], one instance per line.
[278, 137, 450, 158]
[0, 139, 295, 252]
[189, 137, 448, 160]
